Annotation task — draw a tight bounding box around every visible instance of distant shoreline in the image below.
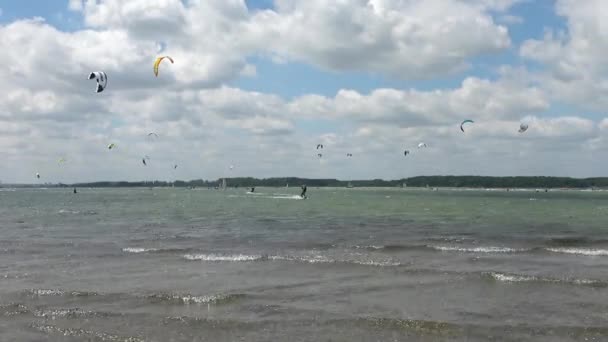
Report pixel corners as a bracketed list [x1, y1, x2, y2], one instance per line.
[3, 176, 608, 189]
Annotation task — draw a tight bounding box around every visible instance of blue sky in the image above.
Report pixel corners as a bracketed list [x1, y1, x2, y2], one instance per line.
[0, 0, 567, 98]
[235, 1, 568, 99]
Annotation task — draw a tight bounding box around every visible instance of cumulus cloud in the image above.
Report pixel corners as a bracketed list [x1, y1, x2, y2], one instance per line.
[67, 0, 515, 79]
[255, 0, 512, 78]
[290, 76, 548, 125]
[0, 0, 604, 183]
[520, 0, 608, 110]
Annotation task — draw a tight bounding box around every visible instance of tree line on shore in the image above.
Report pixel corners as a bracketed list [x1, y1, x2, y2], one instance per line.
[6, 176, 608, 189]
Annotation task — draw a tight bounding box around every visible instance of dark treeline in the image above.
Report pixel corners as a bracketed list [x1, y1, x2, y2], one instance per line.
[12, 176, 606, 189]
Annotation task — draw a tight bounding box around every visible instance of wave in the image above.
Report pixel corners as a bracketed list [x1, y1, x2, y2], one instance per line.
[183, 253, 402, 267]
[546, 248, 608, 256]
[270, 195, 304, 200]
[419, 244, 608, 257]
[353, 244, 431, 252]
[31, 323, 144, 342]
[33, 308, 120, 319]
[0, 303, 29, 316]
[147, 293, 245, 305]
[431, 246, 526, 253]
[122, 247, 158, 254]
[24, 289, 99, 297]
[183, 253, 263, 261]
[270, 255, 402, 267]
[58, 209, 80, 214]
[354, 243, 530, 254]
[162, 315, 463, 336]
[22, 288, 244, 307]
[122, 247, 195, 255]
[57, 209, 98, 215]
[483, 272, 608, 287]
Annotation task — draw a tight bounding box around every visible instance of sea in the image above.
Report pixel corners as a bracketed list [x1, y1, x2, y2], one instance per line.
[1, 187, 608, 341]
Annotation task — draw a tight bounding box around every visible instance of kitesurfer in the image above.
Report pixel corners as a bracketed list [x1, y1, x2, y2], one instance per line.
[300, 185, 307, 199]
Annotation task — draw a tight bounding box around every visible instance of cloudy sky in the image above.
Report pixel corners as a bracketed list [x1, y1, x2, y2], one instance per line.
[0, 0, 607, 183]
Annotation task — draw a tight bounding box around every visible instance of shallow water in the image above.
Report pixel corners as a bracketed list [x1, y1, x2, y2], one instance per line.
[2, 187, 608, 341]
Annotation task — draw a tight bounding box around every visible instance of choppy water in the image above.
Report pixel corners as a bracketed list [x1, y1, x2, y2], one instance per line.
[2, 187, 608, 341]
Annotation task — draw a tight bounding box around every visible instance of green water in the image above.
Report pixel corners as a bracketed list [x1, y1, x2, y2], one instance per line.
[1, 187, 608, 341]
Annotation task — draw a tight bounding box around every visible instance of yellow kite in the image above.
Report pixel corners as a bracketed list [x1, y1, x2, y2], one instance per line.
[153, 56, 174, 77]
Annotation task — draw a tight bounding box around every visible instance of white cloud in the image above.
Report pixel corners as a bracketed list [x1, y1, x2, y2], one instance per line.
[255, 0, 513, 78]
[69, 0, 515, 79]
[0, 1, 605, 183]
[68, 0, 82, 12]
[520, 0, 608, 110]
[290, 76, 548, 125]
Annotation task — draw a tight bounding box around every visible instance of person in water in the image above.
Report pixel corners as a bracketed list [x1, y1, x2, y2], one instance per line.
[73, 188, 77, 194]
[300, 185, 307, 198]
[251, 187, 255, 193]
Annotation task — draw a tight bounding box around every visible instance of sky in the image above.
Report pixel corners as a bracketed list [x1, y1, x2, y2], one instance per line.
[1, 0, 608, 183]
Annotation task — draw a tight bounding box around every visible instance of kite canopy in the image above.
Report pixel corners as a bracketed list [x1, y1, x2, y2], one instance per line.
[346, 153, 353, 157]
[173, 164, 178, 169]
[403, 150, 410, 156]
[88, 71, 107, 93]
[316, 144, 324, 149]
[417, 142, 427, 148]
[460, 119, 474, 132]
[154, 56, 174, 77]
[317, 153, 323, 158]
[518, 123, 529, 133]
[107, 143, 116, 150]
[58, 158, 67, 164]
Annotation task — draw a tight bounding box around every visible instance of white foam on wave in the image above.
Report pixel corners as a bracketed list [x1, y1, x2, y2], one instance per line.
[29, 289, 64, 296]
[270, 195, 304, 200]
[270, 255, 401, 267]
[432, 246, 524, 253]
[122, 247, 158, 253]
[183, 253, 400, 266]
[34, 308, 85, 319]
[489, 272, 540, 283]
[353, 260, 402, 267]
[183, 254, 262, 261]
[354, 245, 384, 250]
[58, 209, 80, 214]
[26, 289, 97, 297]
[546, 248, 608, 256]
[488, 272, 604, 286]
[175, 294, 233, 304]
